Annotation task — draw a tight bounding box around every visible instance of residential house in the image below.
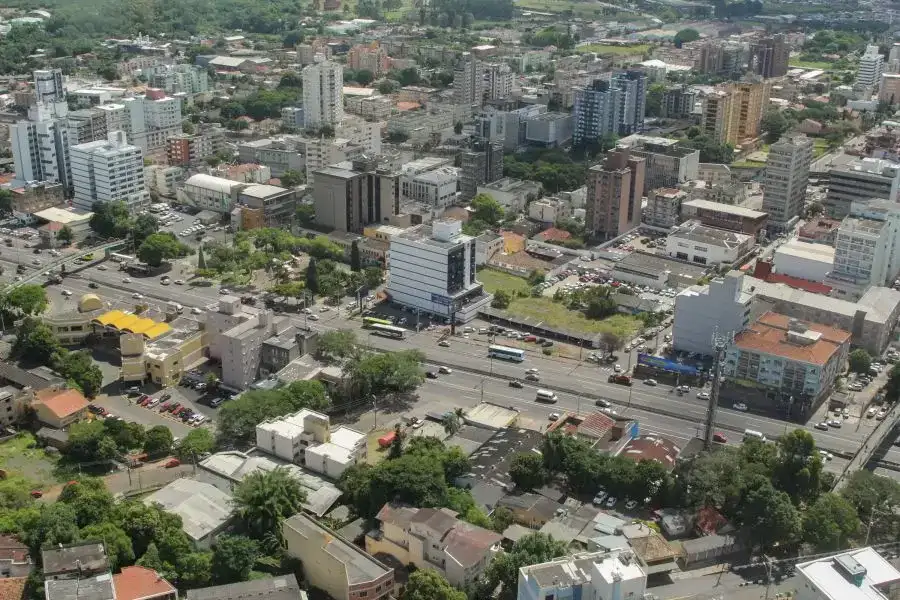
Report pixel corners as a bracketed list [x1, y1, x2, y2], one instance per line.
[144, 478, 234, 549]
[365, 503, 502, 588]
[186, 575, 302, 600]
[112, 566, 177, 600]
[0, 535, 31, 578]
[42, 542, 108, 580]
[32, 388, 89, 429]
[496, 493, 561, 529]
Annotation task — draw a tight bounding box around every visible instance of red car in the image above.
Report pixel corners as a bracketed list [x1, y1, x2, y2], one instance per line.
[159, 402, 171, 412]
[30, 490, 43, 498]
[524, 335, 537, 342]
[164, 458, 181, 468]
[713, 433, 728, 444]
[168, 403, 181, 414]
[139, 396, 152, 407]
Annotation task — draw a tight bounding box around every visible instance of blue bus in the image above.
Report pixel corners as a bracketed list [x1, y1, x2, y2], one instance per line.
[488, 345, 525, 362]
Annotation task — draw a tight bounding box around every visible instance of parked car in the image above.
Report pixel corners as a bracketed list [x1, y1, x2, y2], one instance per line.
[644, 379, 658, 386]
[732, 402, 748, 411]
[713, 432, 727, 443]
[815, 422, 830, 431]
[426, 371, 438, 379]
[164, 459, 181, 468]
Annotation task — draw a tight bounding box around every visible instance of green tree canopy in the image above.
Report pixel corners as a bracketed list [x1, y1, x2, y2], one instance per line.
[470, 193, 504, 225]
[137, 232, 193, 267]
[509, 453, 547, 491]
[211, 535, 260, 584]
[143, 425, 174, 458]
[482, 533, 568, 600]
[673, 28, 700, 46]
[56, 225, 74, 245]
[175, 428, 215, 460]
[233, 467, 307, 539]
[803, 492, 861, 551]
[849, 349, 872, 375]
[217, 381, 330, 444]
[402, 569, 467, 600]
[5, 284, 48, 315]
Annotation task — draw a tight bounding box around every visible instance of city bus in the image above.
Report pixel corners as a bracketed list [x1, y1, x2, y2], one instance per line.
[110, 252, 135, 263]
[488, 345, 526, 362]
[363, 316, 393, 328]
[369, 323, 407, 339]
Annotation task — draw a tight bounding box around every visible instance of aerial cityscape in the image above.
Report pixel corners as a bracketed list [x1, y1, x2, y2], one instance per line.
[0, 1, 898, 599]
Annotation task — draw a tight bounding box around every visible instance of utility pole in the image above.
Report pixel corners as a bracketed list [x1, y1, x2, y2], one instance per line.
[704, 328, 733, 450]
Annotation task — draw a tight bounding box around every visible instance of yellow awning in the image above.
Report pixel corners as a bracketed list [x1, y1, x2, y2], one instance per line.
[92, 310, 126, 326]
[114, 314, 141, 331]
[90, 309, 171, 339]
[144, 323, 172, 339]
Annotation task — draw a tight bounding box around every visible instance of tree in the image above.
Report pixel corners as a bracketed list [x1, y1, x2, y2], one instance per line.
[773, 429, 823, 503]
[56, 225, 74, 246]
[0, 189, 12, 213]
[378, 79, 399, 94]
[296, 203, 315, 225]
[137, 542, 164, 571]
[89, 201, 132, 238]
[11, 318, 60, 364]
[58, 478, 115, 528]
[211, 535, 260, 584]
[484, 533, 568, 600]
[350, 240, 361, 271]
[305, 257, 319, 295]
[54, 350, 103, 397]
[402, 569, 466, 600]
[176, 552, 213, 589]
[233, 467, 307, 539]
[491, 506, 515, 533]
[363, 266, 384, 290]
[491, 289, 511, 309]
[19, 503, 79, 555]
[355, 69, 374, 86]
[348, 350, 425, 397]
[470, 194, 504, 225]
[5, 285, 48, 315]
[175, 428, 215, 460]
[673, 28, 700, 47]
[144, 425, 174, 457]
[196, 244, 207, 270]
[137, 232, 193, 267]
[849, 349, 872, 375]
[280, 169, 305, 187]
[80, 522, 134, 571]
[509, 453, 547, 491]
[761, 110, 791, 143]
[67, 420, 119, 463]
[803, 493, 861, 551]
[316, 329, 358, 363]
[133, 213, 160, 246]
[442, 409, 463, 436]
[741, 484, 801, 548]
[454, 121, 463, 134]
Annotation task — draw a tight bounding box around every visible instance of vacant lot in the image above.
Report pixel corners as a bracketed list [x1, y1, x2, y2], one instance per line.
[576, 44, 650, 56]
[788, 60, 834, 70]
[506, 296, 641, 337]
[0, 433, 60, 487]
[478, 269, 531, 295]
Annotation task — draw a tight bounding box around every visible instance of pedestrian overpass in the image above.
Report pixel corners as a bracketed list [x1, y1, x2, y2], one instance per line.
[833, 402, 900, 490]
[2, 239, 128, 294]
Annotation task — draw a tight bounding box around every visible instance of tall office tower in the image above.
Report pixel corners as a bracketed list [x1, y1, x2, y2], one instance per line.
[9, 107, 71, 188]
[453, 53, 483, 106]
[302, 61, 344, 128]
[701, 89, 737, 145]
[70, 131, 149, 213]
[459, 141, 503, 201]
[762, 135, 814, 233]
[857, 45, 885, 90]
[585, 148, 646, 241]
[611, 70, 647, 135]
[67, 108, 112, 145]
[34, 69, 65, 104]
[484, 63, 513, 101]
[731, 80, 771, 141]
[312, 156, 399, 233]
[573, 79, 622, 146]
[721, 43, 746, 77]
[121, 91, 182, 154]
[696, 41, 724, 74]
[749, 35, 789, 79]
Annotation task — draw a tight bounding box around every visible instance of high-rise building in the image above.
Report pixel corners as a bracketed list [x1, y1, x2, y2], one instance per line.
[311, 156, 399, 232]
[34, 69, 65, 104]
[696, 41, 724, 74]
[9, 109, 71, 188]
[459, 141, 503, 201]
[701, 81, 770, 145]
[857, 45, 885, 90]
[67, 108, 113, 145]
[386, 220, 492, 324]
[701, 89, 737, 144]
[348, 43, 388, 76]
[70, 131, 149, 213]
[611, 70, 647, 135]
[762, 134, 814, 233]
[453, 53, 483, 106]
[573, 79, 621, 146]
[661, 85, 696, 119]
[585, 148, 645, 240]
[121, 91, 183, 154]
[824, 157, 900, 218]
[302, 61, 344, 128]
[484, 63, 513, 101]
[627, 138, 700, 194]
[148, 64, 210, 95]
[749, 34, 790, 79]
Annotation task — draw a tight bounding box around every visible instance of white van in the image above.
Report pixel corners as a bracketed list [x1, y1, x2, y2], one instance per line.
[743, 429, 766, 441]
[536, 389, 558, 403]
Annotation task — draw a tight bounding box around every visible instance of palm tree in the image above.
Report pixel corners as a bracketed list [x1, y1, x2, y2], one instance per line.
[442, 408, 465, 436]
[232, 467, 307, 540]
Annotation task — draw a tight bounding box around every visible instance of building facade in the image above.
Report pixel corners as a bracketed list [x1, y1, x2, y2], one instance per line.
[824, 158, 900, 218]
[312, 158, 400, 232]
[665, 220, 754, 266]
[629, 139, 700, 194]
[762, 135, 814, 233]
[70, 131, 149, 213]
[460, 141, 503, 201]
[573, 79, 621, 146]
[645, 188, 687, 229]
[749, 35, 789, 79]
[302, 61, 344, 128]
[585, 148, 645, 241]
[673, 271, 752, 356]
[517, 550, 647, 600]
[857, 45, 885, 90]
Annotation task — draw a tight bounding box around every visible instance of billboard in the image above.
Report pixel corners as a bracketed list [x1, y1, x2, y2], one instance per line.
[637, 353, 700, 376]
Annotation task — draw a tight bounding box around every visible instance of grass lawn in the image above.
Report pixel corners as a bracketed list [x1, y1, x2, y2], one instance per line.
[576, 44, 650, 56]
[477, 269, 531, 295]
[731, 160, 766, 168]
[0, 433, 60, 487]
[506, 296, 641, 337]
[813, 138, 830, 158]
[788, 60, 834, 70]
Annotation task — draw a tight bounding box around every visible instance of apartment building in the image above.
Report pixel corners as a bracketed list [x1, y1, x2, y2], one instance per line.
[302, 137, 366, 184]
[366, 503, 502, 588]
[475, 105, 547, 151]
[10, 109, 72, 189]
[238, 137, 306, 178]
[148, 64, 210, 95]
[732, 80, 771, 141]
[665, 220, 754, 266]
[122, 91, 183, 155]
[612, 70, 647, 135]
[284, 514, 394, 600]
[796, 547, 900, 600]
[762, 134, 814, 232]
[400, 166, 459, 208]
[348, 43, 389, 75]
[627, 138, 700, 193]
[312, 157, 399, 232]
[701, 89, 736, 145]
[661, 84, 696, 119]
[517, 550, 647, 600]
[585, 148, 645, 241]
[645, 188, 687, 229]
[673, 271, 752, 356]
[236, 184, 298, 230]
[302, 61, 344, 128]
[477, 177, 542, 213]
[386, 220, 492, 323]
[144, 164, 184, 198]
[34, 69, 65, 104]
[335, 115, 383, 155]
[749, 34, 789, 79]
[460, 141, 503, 201]
[67, 108, 112, 145]
[70, 131, 149, 213]
[824, 158, 900, 218]
[454, 53, 483, 106]
[857, 45, 885, 90]
[573, 79, 621, 145]
[723, 311, 851, 404]
[484, 62, 514, 101]
[701, 81, 770, 145]
[825, 207, 900, 300]
[345, 95, 392, 121]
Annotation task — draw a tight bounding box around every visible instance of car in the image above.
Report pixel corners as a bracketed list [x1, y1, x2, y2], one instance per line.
[819, 450, 833, 461]
[88, 282, 99, 289]
[526, 368, 539, 375]
[319, 306, 330, 312]
[164, 459, 181, 468]
[160, 277, 170, 285]
[168, 403, 182, 413]
[308, 314, 319, 321]
[426, 371, 438, 379]
[524, 335, 537, 342]
[678, 385, 690, 393]
[713, 432, 727, 443]
[439, 366, 452, 374]
[828, 419, 842, 428]
[624, 499, 638, 510]
[605, 496, 617, 508]
[842, 407, 850, 418]
[732, 402, 748, 411]
[438, 340, 450, 347]
[525, 373, 540, 382]
[595, 399, 612, 408]
[122, 277, 131, 283]
[541, 341, 554, 348]
[209, 398, 223, 408]
[614, 364, 623, 373]
[159, 402, 171, 411]
[877, 409, 888, 420]
[192, 415, 206, 426]
[868, 407, 878, 417]
[61, 289, 72, 297]
[644, 379, 658, 386]
[697, 391, 711, 400]
[509, 380, 524, 388]
[147, 398, 159, 408]
[191, 307, 202, 315]
[132, 293, 143, 299]
[220, 288, 230, 295]
[548, 412, 560, 421]
[174, 279, 184, 285]
[592, 491, 608, 505]
[815, 421, 830, 431]
[97, 264, 107, 271]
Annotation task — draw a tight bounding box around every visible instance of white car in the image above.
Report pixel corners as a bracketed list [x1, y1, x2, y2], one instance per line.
[732, 402, 748, 411]
[818, 450, 833, 461]
[147, 398, 159, 408]
[97, 265, 108, 271]
[122, 277, 132, 283]
[132, 293, 143, 299]
[174, 279, 184, 285]
[438, 340, 450, 347]
[614, 364, 623, 373]
[191, 307, 202, 315]
[302, 308, 312, 314]
[526, 368, 539, 375]
[308, 314, 319, 321]
[220, 288, 230, 295]
[877, 410, 888, 421]
[868, 407, 878, 417]
[439, 366, 452, 374]
[61, 289, 72, 297]
[697, 391, 710, 400]
[548, 412, 560, 421]
[592, 491, 608, 505]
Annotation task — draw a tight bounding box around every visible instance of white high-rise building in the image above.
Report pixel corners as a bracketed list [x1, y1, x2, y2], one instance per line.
[762, 134, 814, 233]
[857, 45, 885, 90]
[9, 107, 71, 189]
[148, 64, 210, 95]
[34, 69, 65, 104]
[70, 131, 149, 213]
[673, 271, 753, 356]
[121, 93, 182, 154]
[387, 220, 493, 323]
[302, 61, 344, 128]
[484, 63, 513, 101]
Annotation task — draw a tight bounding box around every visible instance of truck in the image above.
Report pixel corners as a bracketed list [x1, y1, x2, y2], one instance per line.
[607, 374, 632, 386]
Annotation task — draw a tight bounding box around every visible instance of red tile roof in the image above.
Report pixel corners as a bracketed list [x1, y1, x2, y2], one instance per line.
[762, 272, 833, 295]
[0, 577, 26, 600]
[536, 227, 572, 242]
[113, 566, 176, 600]
[733, 311, 851, 366]
[695, 506, 727, 536]
[620, 435, 681, 470]
[34, 388, 88, 419]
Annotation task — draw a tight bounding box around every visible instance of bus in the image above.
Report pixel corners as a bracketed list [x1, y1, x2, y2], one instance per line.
[363, 316, 393, 328]
[488, 345, 526, 362]
[109, 252, 135, 264]
[370, 323, 406, 339]
[125, 261, 152, 275]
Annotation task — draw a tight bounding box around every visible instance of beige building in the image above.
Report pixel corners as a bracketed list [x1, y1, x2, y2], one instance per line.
[33, 388, 89, 429]
[881, 73, 900, 104]
[283, 513, 394, 600]
[702, 81, 771, 145]
[585, 148, 646, 241]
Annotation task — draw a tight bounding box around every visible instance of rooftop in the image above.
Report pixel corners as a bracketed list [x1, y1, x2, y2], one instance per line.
[681, 199, 768, 219]
[112, 566, 176, 600]
[732, 311, 851, 366]
[45, 573, 115, 600]
[186, 575, 301, 600]
[34, 388, 88, 420]
[775, 240, 835, 263]
[42, 542, 108, 577]
[240, 183, 290, 198]
[32, 207, 93, 225]
[520, 550, 645, 589]
[614, 251, 708, 280]
[620, 435, 681, 471]
[669, 220, 753, 249]
[797, 547, 900, 600]
[144, 478, 234, 541]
